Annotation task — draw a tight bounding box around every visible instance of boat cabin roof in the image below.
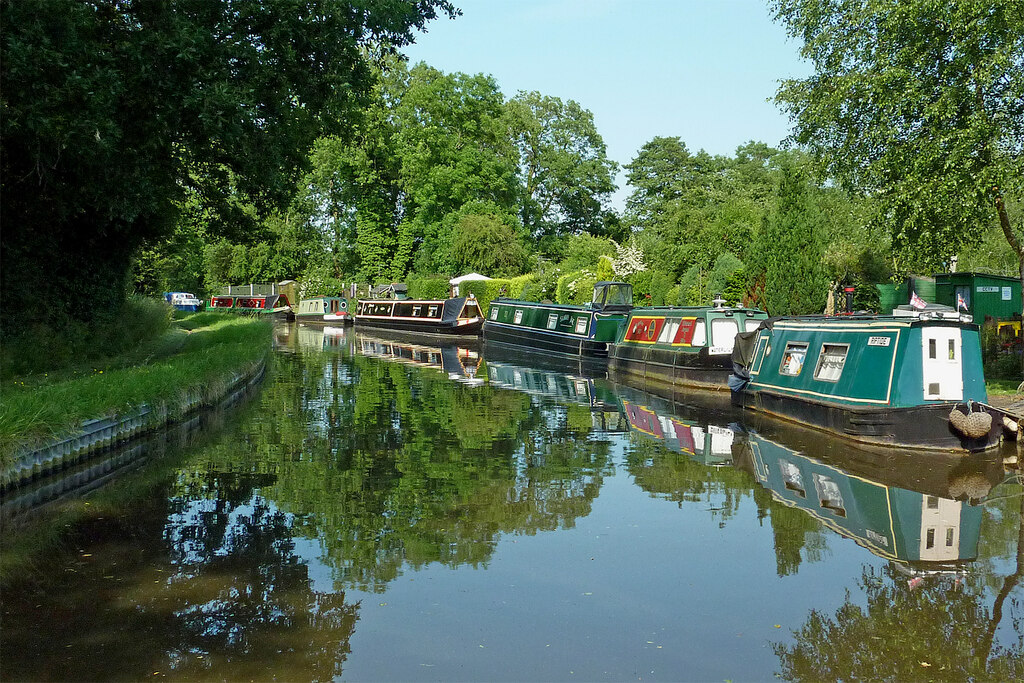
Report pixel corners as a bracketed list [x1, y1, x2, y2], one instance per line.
[631, 306, 766, 316]
[754, 309, 976, 330]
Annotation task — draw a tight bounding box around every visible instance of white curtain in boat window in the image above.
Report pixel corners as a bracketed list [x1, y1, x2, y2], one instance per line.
[814, 344, 849, 382]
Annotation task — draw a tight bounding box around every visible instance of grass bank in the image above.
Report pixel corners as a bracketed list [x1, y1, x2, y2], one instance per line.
[0, 313, 272, 468]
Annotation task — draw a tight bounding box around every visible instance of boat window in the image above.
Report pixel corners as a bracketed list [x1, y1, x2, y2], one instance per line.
[464, 303, 480, 318]
[948, 339, 955, 360]
[691, 320, 706, 346]
[926, 528, 935, 549]
[547, 313, 558, 329]
[814, 474, 846, 517]
[928, 338, 936, 359]
[602, 283, 632, 307]
[673, 319, 698, 344]
[744, 318, 763, 333]
[813, 344, 848, 382]
[779, 342, 808, 376]
[658, 320, 679, 344]
[780, 460, 805, 497]
[710, 318, 739, 354]
[514, 310, 523, 324]
[490, 307, 499, 320]
[946, 528, 955, 547]
[428, 305, 439, 317]
[412, 305, 421, 316]
[575, 317, 588, 334]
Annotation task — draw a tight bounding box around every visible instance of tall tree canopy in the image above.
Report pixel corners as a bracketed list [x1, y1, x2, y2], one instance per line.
[772, 0, 1024, 279]
[506, 91, 618, 238]
[0, 0, 456, 332]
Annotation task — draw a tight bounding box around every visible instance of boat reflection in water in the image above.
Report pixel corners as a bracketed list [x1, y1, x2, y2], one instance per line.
[354, 332, 484, 385]
[612, 379, 1005, 577]
[616, 388, 741, 467]
[482, 346, 627, 433]
[290, 321, 349, 353]
[735, 426, 1004, 577]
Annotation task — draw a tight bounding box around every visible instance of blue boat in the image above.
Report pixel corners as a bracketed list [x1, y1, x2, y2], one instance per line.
[163, 292, 202, 312]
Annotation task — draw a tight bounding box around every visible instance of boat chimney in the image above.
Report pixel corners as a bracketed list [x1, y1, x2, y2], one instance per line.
[712, 294, 727, 309]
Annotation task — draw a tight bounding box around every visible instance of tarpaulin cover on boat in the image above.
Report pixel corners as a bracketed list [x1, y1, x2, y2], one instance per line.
[441, 297, 469, 323]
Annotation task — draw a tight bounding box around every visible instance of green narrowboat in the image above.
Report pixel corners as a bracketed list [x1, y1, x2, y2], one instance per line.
[295, 296, 351, 325]
[730, 310, 1002, 451]
[483, 281, 633, 358]
[737, 430, 1000, 573]
[609, 302, 768, 391]
[353, 283, 483, 338]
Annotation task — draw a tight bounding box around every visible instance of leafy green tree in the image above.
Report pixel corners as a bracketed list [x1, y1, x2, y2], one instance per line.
[624, 137, 699, 228]
[558, 234, 617, 272]
[447, 203, 530, 277]
[394, 64, 519, 233]
[755, 160, 829, 315]
[773, 0, 1024, 283]
[506, 91, 618, 237]
[626, 139, 781, 279]
[0, 0, 456, 334]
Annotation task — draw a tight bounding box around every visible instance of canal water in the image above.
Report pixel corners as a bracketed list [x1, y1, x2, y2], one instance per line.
[2, 325, 1022, 681]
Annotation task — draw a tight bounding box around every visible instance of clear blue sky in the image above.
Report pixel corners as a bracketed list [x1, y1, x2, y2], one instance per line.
[402, 0, 812, 209]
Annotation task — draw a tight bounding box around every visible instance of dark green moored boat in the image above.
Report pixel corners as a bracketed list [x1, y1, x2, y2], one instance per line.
[483, 281, 633, 358]
[609, 301, 768, 391]
[730, 308, 1003, 451]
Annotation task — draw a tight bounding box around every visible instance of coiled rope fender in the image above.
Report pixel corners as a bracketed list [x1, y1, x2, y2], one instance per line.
[949, 401, 993, 439]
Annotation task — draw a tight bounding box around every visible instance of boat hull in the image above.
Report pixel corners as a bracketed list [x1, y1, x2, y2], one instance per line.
[354, 316, 482, 339]
[733, 388, 1002, 452]
[296, 313, 352, 326]
[609, 343, 732, 391]
[483, 320, 612, 357]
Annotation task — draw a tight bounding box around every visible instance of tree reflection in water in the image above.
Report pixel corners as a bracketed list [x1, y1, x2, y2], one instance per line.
[3, 330, 1022, 681]
[774, 480, 1024, 681]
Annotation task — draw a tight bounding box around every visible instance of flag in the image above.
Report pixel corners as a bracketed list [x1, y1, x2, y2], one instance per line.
[910, 291, 927, 310]
[956, 293, 967, 311]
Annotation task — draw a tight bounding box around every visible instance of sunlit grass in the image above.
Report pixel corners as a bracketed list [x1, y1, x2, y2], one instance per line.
[0, 314, 271, 467]
[986, 378, 1023, 398]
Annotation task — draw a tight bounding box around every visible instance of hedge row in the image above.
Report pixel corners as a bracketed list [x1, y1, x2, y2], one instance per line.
[461, 274, 536, 313]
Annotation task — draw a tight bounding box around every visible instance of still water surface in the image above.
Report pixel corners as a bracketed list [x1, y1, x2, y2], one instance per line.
[2, 324, 1022, 681]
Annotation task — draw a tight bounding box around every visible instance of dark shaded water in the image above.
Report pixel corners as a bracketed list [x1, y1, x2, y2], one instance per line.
[2, 324, 1022, 681]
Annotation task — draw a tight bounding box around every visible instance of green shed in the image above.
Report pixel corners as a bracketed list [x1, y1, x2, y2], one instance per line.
[934, 272, 1021, 321]
[875, 275, 937, 314]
